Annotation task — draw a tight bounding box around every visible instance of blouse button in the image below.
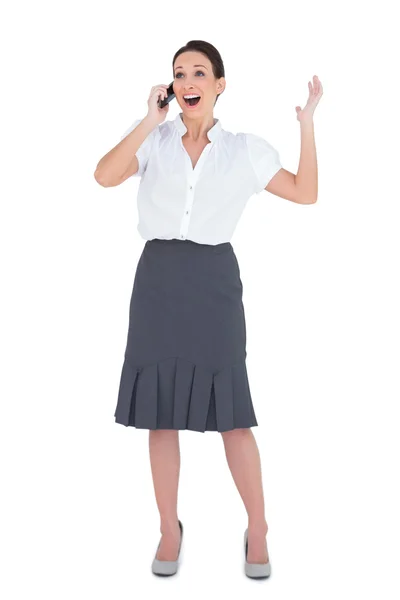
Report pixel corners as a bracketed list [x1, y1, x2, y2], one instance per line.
[189, 186, 193, 190]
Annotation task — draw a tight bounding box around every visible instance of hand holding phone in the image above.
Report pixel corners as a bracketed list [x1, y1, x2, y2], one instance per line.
[146, 84, 174, 125]
[158, 82, 175, 108]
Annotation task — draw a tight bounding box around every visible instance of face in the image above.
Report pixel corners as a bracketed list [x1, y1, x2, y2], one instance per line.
[173, 51, 225, 115]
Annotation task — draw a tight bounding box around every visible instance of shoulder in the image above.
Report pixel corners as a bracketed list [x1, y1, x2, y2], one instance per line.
[213, 129, 247, 153]
[220, 129, 276, 154]
[237, 131, 282, 194]
[158, 118, 175, 140]
[239, 131, 279, 156]
[238, 132, 281, 174]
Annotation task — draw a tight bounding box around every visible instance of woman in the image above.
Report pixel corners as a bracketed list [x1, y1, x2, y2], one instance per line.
[94, 40, 322, 579]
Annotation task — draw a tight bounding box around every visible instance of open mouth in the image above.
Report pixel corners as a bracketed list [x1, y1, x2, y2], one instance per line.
[183, 95, 201, 107]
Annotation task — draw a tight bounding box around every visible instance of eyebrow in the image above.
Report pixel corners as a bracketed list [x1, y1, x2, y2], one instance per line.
[174, 64, 208, 71]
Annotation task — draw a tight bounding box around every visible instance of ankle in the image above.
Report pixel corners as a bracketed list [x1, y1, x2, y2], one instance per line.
[247, 520, 268, 535]
[160, 517, 180, 534]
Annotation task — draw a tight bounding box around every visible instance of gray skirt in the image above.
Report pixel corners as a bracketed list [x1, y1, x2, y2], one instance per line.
[114, 238, 258, 433]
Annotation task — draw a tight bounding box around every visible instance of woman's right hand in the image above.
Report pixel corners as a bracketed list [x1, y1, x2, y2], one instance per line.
[146, 84, 171, 125]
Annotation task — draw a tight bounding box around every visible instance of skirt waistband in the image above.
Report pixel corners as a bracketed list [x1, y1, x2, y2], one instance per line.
[145, 238, 233, 254]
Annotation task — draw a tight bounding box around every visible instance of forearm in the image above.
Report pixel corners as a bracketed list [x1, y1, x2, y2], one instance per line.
[295, 119, 318, 204]
[94, 116, 157, 185]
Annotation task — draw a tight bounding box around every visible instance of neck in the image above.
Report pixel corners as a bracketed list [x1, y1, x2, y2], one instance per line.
[180, 113, 216, 142]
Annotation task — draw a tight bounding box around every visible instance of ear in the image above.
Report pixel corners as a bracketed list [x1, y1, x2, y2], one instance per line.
[217, 77, 226, 94]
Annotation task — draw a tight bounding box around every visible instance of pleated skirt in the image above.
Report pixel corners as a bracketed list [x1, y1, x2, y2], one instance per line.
[114, 238, 258, 433]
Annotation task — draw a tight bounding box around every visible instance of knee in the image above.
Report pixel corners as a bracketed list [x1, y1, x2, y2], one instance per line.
[220, 427, 250, 440]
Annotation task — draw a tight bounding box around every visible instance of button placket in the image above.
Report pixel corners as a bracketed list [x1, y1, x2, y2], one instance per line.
[179, 143, 213, 240]
[180, 184, 195, 239]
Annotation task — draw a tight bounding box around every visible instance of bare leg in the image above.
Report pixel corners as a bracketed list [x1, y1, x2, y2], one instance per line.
[220, 428, 269, 564]
[149, 429, 181, 560]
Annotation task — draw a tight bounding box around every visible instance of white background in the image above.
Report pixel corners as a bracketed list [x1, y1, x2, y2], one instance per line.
[1, 0, 399, 598]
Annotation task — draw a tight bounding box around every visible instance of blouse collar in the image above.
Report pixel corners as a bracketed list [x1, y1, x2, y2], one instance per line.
[174, 112, 222, 142]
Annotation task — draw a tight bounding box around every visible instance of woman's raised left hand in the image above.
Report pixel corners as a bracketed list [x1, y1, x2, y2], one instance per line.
[295, 75, 323, 123]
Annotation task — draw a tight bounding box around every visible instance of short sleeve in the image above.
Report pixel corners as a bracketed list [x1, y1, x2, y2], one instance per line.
[120, 118, 158, 177]
[245, 133, 282, 194]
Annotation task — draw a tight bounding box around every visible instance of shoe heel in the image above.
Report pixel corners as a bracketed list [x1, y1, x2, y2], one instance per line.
[244, 528, 271, 579]
[151, 520, 183, 576]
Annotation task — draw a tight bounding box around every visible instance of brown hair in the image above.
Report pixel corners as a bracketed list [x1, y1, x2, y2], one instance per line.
[172, 40, 225, 106]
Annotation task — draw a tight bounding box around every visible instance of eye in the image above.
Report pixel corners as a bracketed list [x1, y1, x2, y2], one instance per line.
[175, 71, 205, 78]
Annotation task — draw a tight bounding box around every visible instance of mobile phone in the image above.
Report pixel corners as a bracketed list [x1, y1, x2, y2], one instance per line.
[158, 82, 175, 108]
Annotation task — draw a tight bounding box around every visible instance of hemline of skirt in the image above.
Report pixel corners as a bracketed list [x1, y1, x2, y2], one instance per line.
[114, 354, 258, 433]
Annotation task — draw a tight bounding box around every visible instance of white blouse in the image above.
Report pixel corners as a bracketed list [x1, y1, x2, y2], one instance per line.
[120, 112, 282, 245]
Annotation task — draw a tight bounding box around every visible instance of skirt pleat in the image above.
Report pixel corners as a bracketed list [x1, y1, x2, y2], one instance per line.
[113, 238, 258, 433]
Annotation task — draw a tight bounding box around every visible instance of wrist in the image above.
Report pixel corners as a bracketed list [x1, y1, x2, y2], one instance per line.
[143, 114, 161, 128]
[299, 116, 314, 127]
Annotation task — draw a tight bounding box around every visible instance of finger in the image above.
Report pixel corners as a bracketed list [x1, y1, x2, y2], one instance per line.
[153, 88, 167, 100]
[151, 85, 165, 96]
[156, 89, 167, 101]
[155, 87, 168, 97]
